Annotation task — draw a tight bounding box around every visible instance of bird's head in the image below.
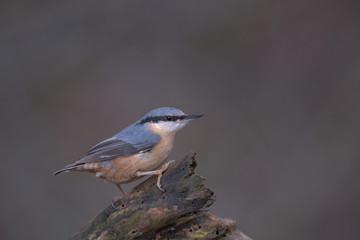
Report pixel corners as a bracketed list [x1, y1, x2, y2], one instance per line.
[138, 107, 203, 135]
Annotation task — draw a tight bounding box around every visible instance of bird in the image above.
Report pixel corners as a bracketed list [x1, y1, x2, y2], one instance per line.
[54, 107, 203, 195]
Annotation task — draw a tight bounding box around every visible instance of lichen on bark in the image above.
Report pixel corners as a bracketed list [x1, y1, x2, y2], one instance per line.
[70, 152, 251, 240]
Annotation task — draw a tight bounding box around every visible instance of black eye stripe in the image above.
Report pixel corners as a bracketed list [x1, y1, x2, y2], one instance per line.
[165, 115, 186, 121]
[139, 115, 186, 124]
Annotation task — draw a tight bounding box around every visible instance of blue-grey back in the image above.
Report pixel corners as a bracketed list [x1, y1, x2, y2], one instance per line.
[76, 107, 185, 164]
[76, 122, 160, 164]
[114, 122, 160, 149]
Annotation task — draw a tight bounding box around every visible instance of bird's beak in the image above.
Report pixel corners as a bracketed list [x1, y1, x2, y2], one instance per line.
[184, 114, 203, 121]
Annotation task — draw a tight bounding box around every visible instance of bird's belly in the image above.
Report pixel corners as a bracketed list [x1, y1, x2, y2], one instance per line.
[138, 151, 168, 172]
[139, 135, 174, 171]
[96, 135, 174, 184]
[97, 150, 172, 184]
[96, 155, 146, 184]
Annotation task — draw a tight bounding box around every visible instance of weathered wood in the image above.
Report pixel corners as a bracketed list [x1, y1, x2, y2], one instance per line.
[71, 152, 251, 240]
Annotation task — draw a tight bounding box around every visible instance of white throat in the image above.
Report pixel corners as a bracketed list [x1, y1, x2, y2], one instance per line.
[150, 120, 188, 134]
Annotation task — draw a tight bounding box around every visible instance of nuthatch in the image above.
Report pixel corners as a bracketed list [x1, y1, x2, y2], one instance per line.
[54, 107, 203, 195]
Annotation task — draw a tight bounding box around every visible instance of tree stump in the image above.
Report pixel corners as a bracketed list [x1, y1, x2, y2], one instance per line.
[71, 152, 251, 240]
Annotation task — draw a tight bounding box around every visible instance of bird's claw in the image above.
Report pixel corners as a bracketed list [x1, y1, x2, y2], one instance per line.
[111, 196, 123, 209]
[156, 160, 175, 192]
[157, 183, 165, 192]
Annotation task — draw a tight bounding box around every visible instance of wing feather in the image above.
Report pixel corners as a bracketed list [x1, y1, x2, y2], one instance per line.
[77, 126, 160, 164]
[86, 137, 136, 156]
[54, 124, 160, 174]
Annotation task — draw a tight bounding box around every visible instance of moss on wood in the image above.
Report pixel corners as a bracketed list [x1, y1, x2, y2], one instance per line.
[71, 152, 251, 240]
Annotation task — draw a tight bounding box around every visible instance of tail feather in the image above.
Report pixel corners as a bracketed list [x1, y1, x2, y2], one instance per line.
[53, 164, 81, 175]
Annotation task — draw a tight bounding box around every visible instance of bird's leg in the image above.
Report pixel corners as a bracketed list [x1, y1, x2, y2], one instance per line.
[116, 184, 126, 196]
[135, 160, 175, 192]
[112, 184, 126, 208]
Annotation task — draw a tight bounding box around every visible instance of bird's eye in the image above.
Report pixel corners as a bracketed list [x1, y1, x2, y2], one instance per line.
[166, 116, 172, 121]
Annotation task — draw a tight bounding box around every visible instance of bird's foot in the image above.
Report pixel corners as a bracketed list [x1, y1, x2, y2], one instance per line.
[111, 196, 123, 209]
[156, 160, 175, 192]
[135, 160, 175, 192]
[111, 184, 126, 208]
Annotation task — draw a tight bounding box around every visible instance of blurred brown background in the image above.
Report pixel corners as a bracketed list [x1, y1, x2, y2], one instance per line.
[1, 0, 360, 239]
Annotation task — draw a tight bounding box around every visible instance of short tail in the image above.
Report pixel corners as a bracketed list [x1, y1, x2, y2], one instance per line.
[53, 164, 81, 175]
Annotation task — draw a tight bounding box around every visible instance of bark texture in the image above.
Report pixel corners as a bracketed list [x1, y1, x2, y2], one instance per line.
[71, 152, 251, 240]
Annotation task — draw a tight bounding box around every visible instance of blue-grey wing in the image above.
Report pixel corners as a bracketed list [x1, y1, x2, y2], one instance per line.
[77, 126, 160, 164]
[85, 137, 137, 156]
